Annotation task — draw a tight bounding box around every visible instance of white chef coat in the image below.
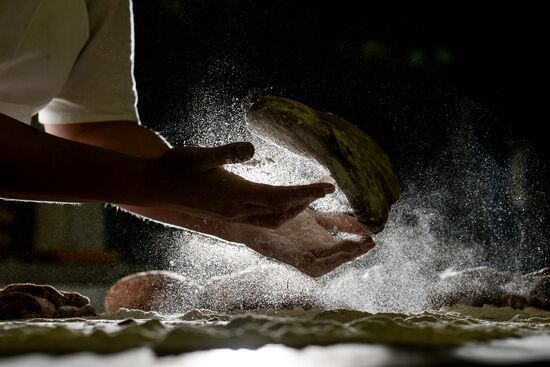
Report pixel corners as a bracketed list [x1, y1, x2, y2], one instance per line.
[0, 0, 138, 125]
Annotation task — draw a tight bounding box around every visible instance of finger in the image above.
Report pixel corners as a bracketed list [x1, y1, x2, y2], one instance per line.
[249, 182, 335, 208]
[275, 182, 336, 200]
[309, 253, 360, 277]
[308, 240, 375, 277]
[310, 236, 375, 258]
[242, 196, 317, 216]
[241, 201, 312, 228]
[310, 211, 366, 235]
[192, 142, 255, 171]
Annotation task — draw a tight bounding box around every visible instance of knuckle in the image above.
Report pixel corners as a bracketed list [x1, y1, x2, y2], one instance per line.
[303, 252, 317, 263]
[304, 266, 324, 278]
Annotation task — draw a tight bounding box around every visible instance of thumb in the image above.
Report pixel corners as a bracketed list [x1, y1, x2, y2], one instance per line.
[192, 142, 255, 171]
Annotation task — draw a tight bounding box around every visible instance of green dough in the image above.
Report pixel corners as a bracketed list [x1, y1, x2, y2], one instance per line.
[246, 96, 400, 233]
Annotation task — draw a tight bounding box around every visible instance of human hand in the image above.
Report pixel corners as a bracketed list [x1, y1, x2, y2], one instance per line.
[239, 209, 375, 277]
[151, 142, 334, 228]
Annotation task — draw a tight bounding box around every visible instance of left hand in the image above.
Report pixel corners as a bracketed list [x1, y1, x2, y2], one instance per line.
[240, 209, 375, 277]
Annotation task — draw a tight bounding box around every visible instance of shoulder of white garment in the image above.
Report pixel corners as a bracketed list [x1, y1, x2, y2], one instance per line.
[0, 0, 138, 125]
[38, 0, 140, 125]
[0, 0, 90, 124]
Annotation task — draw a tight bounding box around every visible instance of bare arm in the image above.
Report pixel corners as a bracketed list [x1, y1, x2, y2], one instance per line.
[44, 120, 244, 241]
[0, 114, 155, 206]
[1, 113, 332, 227]
[44, 121, 375, 277]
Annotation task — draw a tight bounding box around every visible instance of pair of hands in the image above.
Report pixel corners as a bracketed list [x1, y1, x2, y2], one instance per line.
[38, 117, 373, 278]
[153, 142, 375, 277]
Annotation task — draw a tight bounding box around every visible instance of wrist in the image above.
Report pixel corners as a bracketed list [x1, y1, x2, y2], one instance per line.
[133, 156, 166, 207]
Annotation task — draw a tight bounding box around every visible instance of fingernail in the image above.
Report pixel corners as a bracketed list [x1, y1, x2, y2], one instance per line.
[314, 190, 327, 198]
[236, 143, 254, 161]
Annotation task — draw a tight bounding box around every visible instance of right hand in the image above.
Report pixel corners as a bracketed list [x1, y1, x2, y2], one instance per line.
[151, 142, 334, 228]
[237, 209, 375, 277]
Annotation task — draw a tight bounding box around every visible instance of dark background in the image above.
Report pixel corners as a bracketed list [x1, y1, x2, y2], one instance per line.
[121, 1, 550, 271]
[134, 2, 548, 152]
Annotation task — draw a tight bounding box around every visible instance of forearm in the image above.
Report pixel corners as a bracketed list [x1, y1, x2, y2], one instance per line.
[44, 119, 246, 242]
[0, 113, 154, 205]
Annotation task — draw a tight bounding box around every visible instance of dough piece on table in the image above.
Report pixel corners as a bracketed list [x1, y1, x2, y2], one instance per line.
[205, 265, 322, 312]
[431, 266, 550, 310]
[104, 270, 202, 314]
[0, 283, 96, 320]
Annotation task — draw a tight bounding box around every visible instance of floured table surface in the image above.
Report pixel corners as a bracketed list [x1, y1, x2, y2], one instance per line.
[1, 306, 550, 362]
